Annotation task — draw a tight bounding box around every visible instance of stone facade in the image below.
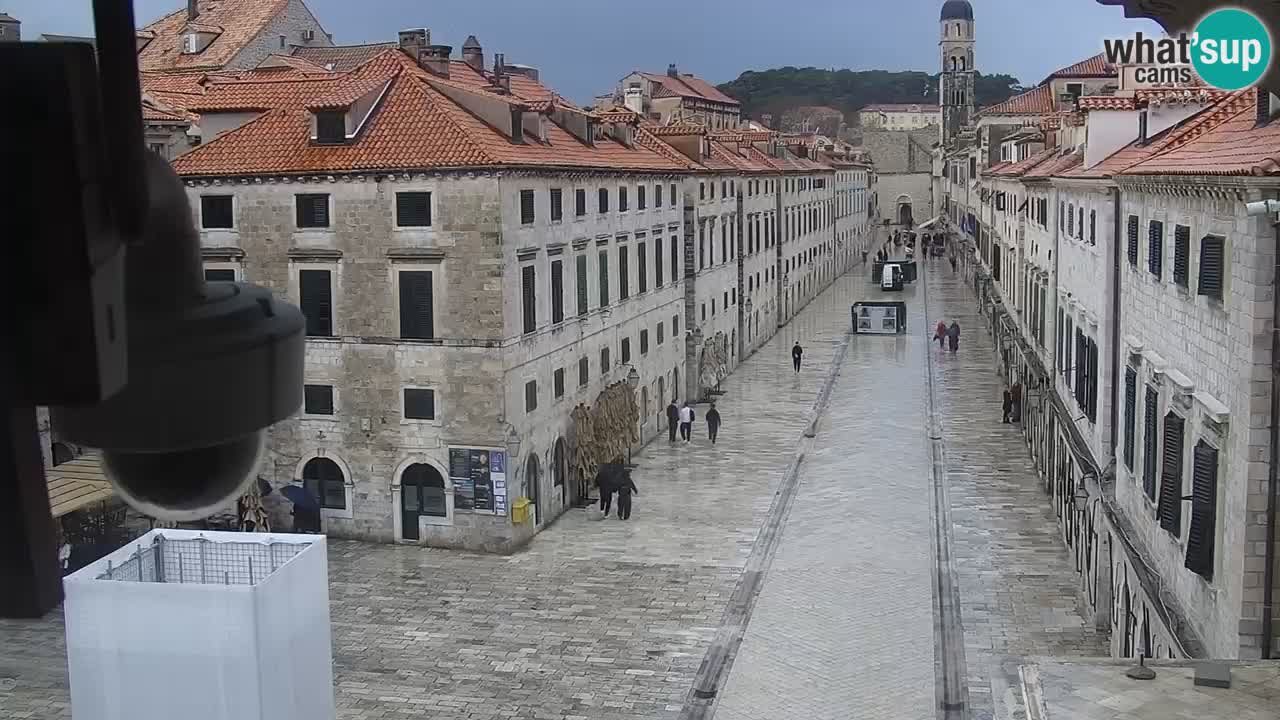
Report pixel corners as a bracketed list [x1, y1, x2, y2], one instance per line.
[222, 0, 333, 71]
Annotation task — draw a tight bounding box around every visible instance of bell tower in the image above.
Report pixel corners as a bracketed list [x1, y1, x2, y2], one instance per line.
[939, 0, 975, 146]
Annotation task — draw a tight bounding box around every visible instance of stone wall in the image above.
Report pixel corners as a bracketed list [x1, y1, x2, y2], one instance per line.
[228, 0, 333, 71]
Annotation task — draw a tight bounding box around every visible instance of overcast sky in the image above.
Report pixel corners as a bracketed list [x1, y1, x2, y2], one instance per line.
[8, 0, 1159, 102]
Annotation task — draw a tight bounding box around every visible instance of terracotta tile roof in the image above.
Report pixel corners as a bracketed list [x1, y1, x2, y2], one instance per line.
[1136, 87, 1230, 107]
[639, 72, 739, 106]
[172, 50, 693, 177]
[648, 124, 706, 136]
[989, 146, 1058, 177]
[140, 70, 212, 95]
[1079, 95, 1136, 111]
[1121, 91, 1280, 176]
[142, 97, 191, 123]
[1043, 53, 1114, 83]
[1025, 150, 1082, 179]
[138, 0, 293, 72]
[291, 43, 399, 71]
[254, 54, 335, 74]
[309, 68, 399, 111]
[981, 84, 1055, 116]
[859, 104, 940, 113]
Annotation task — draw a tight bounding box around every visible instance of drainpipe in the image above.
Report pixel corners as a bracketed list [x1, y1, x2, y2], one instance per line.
[1109, 187, 1123, 458]
[1264, 213, 1279, 659]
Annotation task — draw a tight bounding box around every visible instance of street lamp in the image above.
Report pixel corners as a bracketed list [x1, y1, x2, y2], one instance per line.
[504, 423, 522, 464]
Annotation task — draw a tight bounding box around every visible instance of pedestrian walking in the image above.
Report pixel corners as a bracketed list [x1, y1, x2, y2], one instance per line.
[706, 402, 722, 444]
[934, 320, 947, 349]
[596, 460, 625, 517]
[1010, 381, 1023, 422]
[947, 321, 961, 353]
[1002, 390, 1013, 424]
[679, 403, 694, 442]
[950, 254, 958, 273]
[616, 471, 638, 520]
[666, 401, 679, 442]
[792, 342, 804, 373]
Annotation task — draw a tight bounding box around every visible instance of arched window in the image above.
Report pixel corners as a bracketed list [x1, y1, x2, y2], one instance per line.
[303, 457, 346, 509]
[958, 56, 966, 71]
[402, 463, 447, 517]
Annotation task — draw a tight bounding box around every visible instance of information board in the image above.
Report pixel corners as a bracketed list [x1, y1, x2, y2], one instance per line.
[449, 447, 506, 514]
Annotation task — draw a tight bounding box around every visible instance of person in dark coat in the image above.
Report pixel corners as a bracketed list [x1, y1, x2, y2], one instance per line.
[616, 472, 638, 520]
[666, 401, 679, 442]
[934, 320, 948, 348]
[596, 460, 626, 516]
[1010, 381, 1023, 422]
[1002, 390, 1013, 424]
[947, 321, 961, 353]
[792, 342, 804, 373]
[706, 402, 722, 444]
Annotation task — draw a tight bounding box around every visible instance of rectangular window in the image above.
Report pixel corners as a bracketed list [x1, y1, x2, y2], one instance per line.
[521, 264, 537, 333]
[551, 260, 564, 324]
[554, 368, 565, 399]
[1185, 441, 1219, 580]
[575, 189, 586, 216]
[598, 188, 609, 214]
[204, 268, 236, 282]
[398, 270, 435, 340]
[655, 184, 663, 207]
[1172, 225, 1190, 287]
[578, 357, 589, 386]
[396, 192, 432, 227]
[598, 251, 610, 307]
[1157, 412, 1185, 536]
[637, 241, 647, 293]
[1067, 205, 1074, 236]
[670, 183, 676, 206]
[654, 237, 664, 287]
[1126, 215, 1139, 266]
[1123, 367, 1137, 472]
[550, 188, 563, 222]
[1198, 235, 1225, 300]
[295, 194, 330, 228]
[576, 255, 589, 315]
[619, 186, 629, 212]
[1148, 220, 1164, 278]
[303, 384, 334, 415]
[600, 347, 610, 374]
[201, 195, 234, 229]
[638, 185, 646, 210]
[621, 337, 631, 363]
[640, 329, 649, 355]
[520, 189, 535, 225]
[672, 314, 679, 337]
[299, 269, 333, 337]
[1142, 385, 1159, 501]
[524, 381, 537, 413]
[657, 321, 665, 344]
[1089, 209, 1096, 245]
[700, 182, 706, 200]
[619, 245, 630, 299]
[404, 388, 436, 420]
[315, 111, 346, 144]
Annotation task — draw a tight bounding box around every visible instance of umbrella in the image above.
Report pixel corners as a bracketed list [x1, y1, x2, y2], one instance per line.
[280, 484, 319, 511]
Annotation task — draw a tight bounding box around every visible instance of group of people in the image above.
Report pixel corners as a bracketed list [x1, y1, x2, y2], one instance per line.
[933, 320, 961, 353]
[667, 400, 723, 444]
[596, 461, 639, 520]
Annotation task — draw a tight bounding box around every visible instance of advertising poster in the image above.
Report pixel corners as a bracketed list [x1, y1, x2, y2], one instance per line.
[449, 448, 495, 513]
[490, 451, 508, 516]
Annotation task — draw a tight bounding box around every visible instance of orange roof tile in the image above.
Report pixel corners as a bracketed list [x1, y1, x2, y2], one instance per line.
[1121, 91, 1280, 176]
[138, 0, 296, 72]
[990, 146, 1058, 177]
[981, 85, 1055, 116]
[649, 124, 706, 136]
[1043, 53, 1114, 83]
[291, 43, 398, 71]
[639, 72, 739, 106]
[1079, 95, 1136, 111]
[1025, 150, 1082, 179]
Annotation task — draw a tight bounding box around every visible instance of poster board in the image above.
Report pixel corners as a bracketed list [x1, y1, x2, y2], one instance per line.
[852, 302, 908, 335]
[449, 447, 508, 516]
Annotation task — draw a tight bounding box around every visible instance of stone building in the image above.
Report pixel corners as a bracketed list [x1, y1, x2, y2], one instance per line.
[861, 128, 935, 227]
[170, 37, 870, 551]
[137, 0, 332, 73]
[858, 104, 940, 132]
[0, 12, 19, 42]
[599, 65, 742, 129]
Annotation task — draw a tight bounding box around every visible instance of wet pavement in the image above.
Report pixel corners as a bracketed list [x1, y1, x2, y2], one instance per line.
[0, 258, 1106, 720]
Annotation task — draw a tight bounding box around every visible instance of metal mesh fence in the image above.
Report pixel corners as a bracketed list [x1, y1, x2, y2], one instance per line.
[96, 535, 306, 585]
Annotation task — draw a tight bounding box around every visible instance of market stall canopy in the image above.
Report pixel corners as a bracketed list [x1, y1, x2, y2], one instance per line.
[47, 453, 114, 518]
[917, 215, 944, 231]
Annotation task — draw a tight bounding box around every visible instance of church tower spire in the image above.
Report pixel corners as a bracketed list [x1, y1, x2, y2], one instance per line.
[939, 0, 976, 146]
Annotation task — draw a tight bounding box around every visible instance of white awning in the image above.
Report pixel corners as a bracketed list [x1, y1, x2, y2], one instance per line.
[917, 215, 944, 230]
[47, 453, 114, 518]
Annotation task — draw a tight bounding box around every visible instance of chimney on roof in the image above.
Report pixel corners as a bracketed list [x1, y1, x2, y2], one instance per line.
[418, 44, 452, 78]
[492, 53, 510, 94]
[398, 28, 429, 61]
[188, 0, 199, 21]
[1257, 86, 1279, 125]
[667, 63, 678, 78]
[462, 35, 484, 73]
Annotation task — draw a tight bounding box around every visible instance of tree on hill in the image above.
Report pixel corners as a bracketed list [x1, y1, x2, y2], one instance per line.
[717, 67, 1023, 124]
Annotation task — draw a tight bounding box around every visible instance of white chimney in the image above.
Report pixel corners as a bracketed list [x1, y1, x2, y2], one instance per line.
[624, 87, 643, 114]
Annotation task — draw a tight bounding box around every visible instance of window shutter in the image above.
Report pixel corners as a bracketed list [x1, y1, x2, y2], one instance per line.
[578, 357, 589, 386]
[654, 237, 664, 287]
[1173, 225, 1190, 287]
[398, 271, 434, 340]
[521, 265, 537, 333]
[303, 384, 334, 415]
[201, 195, 234, 229]
[638, 242, 647, 293]
[1148, 220, 1163, 278]
[551, 260, 564, 324]
[576, 256, 588, 315]
[404, 388, 435, 420]
[598, 251, 609, 307]
[1090, 210, 1096, 245]
[1185, 442, 1218, 580]
[1087, 340, 1098, 422]
[1123, 367, 1137, 470]
[520, 189, 535, 224]
[598, 188, 608, 213]
[550, 188, 563, 221]
[299, 269, 333, 336]
[1197, 235, 1225, 300]
[575, 189, 586, 216]
[1142, 386, 1158, 500]
[1127, 215, 1139, 265]
[524, 380, 537, 412]
[619, 245, 629, 299]
[554, 368, 565, 398]
[396, 192, 431, 227]
[296, 194, 330, 228]
[1157, 412, 1185, 535]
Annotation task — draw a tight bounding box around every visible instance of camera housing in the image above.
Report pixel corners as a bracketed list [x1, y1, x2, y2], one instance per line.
[1245, 199, 1280, 217]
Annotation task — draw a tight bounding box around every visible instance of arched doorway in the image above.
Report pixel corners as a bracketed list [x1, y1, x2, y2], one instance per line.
[400, 463, 446, 541]
[302, 458, 346, 511]
[554, 438, 567, 505]
[896, 195, 914, 226]
[525, 454, 540, 526]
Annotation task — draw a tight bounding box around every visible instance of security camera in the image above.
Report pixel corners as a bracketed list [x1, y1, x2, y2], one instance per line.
[51, 153, 305, 521]
[1246, 199, 1280, 217]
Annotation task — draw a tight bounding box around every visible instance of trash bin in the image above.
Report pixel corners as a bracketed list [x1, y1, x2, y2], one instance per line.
[512, 497, 531, 524]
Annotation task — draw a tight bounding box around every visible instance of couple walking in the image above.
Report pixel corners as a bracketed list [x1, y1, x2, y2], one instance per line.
[933, 320, 961, 353]
[596, 461, 638, 520]
[667, 400, 723, 444]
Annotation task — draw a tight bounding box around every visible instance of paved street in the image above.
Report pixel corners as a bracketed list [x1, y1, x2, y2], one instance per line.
[0, 259, 1106, 720]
